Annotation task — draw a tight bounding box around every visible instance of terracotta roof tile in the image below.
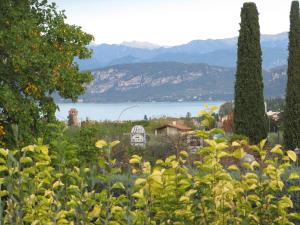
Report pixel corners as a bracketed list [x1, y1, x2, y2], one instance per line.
[156, 123, 192, 131]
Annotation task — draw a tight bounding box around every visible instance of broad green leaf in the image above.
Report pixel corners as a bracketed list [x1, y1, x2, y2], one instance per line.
[287, 150, 297, 162]
[0, 165, 8, 173]
[251, 161, 260, 168]
[288, 172, 300, 180]
[108, 221, 121, 225]
[201, 119, 210, 127]
[185, 189, 197, 197]
[244, 173, 258, 180]
[209, 128, 225, 135]
[232, 141, 241, 147]
[111, 206, 123, 213]
[0, 190, 8, 197]
[39, 145, 49, 155]
[112, 182, 125, 190]
[20, 157, 33, 164]
[250, 145, 260, 152]
[179, 151, 188, 158]
[278, 196, 293, 209]
[32, 220, 40, 225]
[278, 181, 285, 191]
[57, 219, 69, 224]
[289, 213, 300, 220]
[44, 190, 53, 197]
[179, 196, 190, 203]
[0, 158, 6, 164]
[53, 180, 64, 189]
[95, 140, 108, 148]
[0, 149, 8, 157]
[132, 190, 144, 199]
[129, 158, 140, 164]
[227, 165, 239, 171]
[270, 145, 283, 155]
[88, 204, 101, 218]
[35, 161, 49, 167]
[216, 143, 228, 151]
[259, 139, 267, 149]
[288, 186, 300, 192]
[129, 155, 142, 164]
[98, 158, 105, 168]
[232, 148, 246, 159]
[242, 162, 253, 170]
[134, 178, 146, 186]
[21, 145, 35, 153]
[217, 151, 229, 158]
[110, 140, 120, 147]
[205, 139, 217, 147]
[247, 194, 260, 202]
[156, 159, 164, 165]
[67, 185, 80, 192]
[196, 130, 208, 138]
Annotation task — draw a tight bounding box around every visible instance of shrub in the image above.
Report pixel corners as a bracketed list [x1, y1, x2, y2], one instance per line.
[0, 133, 299, 224]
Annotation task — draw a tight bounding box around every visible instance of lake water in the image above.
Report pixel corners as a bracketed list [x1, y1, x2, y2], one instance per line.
[56, 101, 224, 121]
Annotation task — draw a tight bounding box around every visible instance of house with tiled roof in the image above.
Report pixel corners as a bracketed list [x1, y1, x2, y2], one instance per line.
[154, 121, 192, 136]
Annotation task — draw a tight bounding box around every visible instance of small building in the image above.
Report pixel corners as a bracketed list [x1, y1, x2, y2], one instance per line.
[68, 108, 80, 127]
[267, 111, 281, 121]
[154, 121, 192, 136]
[220, 112, 234, 132]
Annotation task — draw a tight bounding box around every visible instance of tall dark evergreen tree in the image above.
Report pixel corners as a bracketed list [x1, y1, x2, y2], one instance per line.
[283, 1, 300, 149]
[233, 2, 267, 144]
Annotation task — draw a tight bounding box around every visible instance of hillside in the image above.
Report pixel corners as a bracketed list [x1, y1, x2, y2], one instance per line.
[72, 62, 287, 103]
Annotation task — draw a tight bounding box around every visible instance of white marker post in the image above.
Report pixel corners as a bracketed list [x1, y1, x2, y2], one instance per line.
[130, 125, 146, 147]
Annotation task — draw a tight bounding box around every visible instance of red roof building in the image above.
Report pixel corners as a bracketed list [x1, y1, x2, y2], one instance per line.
[154, 121, 192, 136]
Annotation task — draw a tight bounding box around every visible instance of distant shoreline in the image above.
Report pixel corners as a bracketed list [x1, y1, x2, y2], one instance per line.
[56, 101, 225, 121]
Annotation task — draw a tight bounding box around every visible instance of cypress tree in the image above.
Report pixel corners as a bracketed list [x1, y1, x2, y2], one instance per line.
[233, 2, 267, 144]
[283, 1, 300, 149]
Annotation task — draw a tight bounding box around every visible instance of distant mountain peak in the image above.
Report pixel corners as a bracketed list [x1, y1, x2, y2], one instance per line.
[121, 41, 161, 49]
[77, 32, 289, 71]
[261, 32, 288, 41]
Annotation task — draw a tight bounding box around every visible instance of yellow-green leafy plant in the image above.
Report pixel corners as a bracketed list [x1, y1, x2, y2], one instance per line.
[94, 140, 128, 225]
[0, 109, 299, 224]
[128, 108, 300, 225]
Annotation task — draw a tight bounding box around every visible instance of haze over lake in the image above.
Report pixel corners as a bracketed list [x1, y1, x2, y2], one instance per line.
[56, 101, 224, 121]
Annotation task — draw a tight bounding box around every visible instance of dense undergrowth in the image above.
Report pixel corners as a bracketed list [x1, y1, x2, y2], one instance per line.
[0, 114, 300, 224]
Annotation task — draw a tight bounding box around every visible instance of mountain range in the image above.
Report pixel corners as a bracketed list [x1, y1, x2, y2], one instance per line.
[62, 62, 287, 103]
[65, 33, 290, 102]
[77, 32, 288, 71]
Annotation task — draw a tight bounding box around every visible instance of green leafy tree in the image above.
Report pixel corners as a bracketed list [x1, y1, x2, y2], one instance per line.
[233, 2, 267, 144]
[218, 102, 234, 118]
[284, 1, 300, 150]
[0, 0, 93, 147]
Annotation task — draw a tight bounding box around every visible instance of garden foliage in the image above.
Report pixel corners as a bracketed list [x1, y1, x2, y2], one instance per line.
[0, 0, 93, 146]
[0, 112, 299, 224]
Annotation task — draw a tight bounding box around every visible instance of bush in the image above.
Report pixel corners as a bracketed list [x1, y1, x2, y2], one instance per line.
[0, 131, 299, 224]
[229, 133, 249, 143]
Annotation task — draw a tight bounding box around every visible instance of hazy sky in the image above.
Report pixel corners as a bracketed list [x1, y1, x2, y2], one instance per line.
[53, 0, 293, 46]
